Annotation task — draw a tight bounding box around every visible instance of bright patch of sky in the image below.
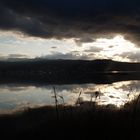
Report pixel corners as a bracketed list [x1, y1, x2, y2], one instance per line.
[0, 30, 140, 62]
[0, 31, 77, 58]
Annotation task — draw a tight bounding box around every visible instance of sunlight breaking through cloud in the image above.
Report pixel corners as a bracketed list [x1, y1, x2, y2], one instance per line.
[0, 31, 140, 62]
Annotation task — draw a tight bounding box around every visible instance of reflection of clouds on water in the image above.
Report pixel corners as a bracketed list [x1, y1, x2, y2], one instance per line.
[91, 81, 140, 107]
[0, 81, 140, 113]
[0, 84, 36, 92]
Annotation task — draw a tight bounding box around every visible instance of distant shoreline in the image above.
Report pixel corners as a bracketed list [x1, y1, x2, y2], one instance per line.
[0, 72, 140, 85]
[0, 59, 140, 84]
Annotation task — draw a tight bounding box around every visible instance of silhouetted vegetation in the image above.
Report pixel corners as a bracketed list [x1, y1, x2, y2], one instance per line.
[0, 97, 140, 139]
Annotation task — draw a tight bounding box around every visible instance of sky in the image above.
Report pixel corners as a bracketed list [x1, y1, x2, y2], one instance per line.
[1, 0, 140, 62]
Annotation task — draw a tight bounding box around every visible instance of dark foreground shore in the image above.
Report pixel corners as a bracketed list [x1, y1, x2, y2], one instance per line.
[0, 98, 140, 140]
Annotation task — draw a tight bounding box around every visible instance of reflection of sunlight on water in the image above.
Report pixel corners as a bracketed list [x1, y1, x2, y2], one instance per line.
[80, 81, 140, 107]
[0, 81, 140, 113]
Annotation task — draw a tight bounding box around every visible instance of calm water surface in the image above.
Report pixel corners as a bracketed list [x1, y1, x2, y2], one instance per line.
[0, 80, 140, 114]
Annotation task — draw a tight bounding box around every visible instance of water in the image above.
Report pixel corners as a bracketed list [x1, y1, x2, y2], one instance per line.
[0, 80, 140, 114]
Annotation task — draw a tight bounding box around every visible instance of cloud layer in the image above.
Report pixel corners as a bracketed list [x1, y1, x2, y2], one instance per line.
[0, 0, 140, 45]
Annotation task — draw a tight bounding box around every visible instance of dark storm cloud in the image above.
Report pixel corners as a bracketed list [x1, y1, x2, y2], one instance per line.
[1, 0, 140, 44]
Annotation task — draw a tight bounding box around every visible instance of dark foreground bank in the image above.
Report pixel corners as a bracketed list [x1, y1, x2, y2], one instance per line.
[0, 98, 140, 140]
